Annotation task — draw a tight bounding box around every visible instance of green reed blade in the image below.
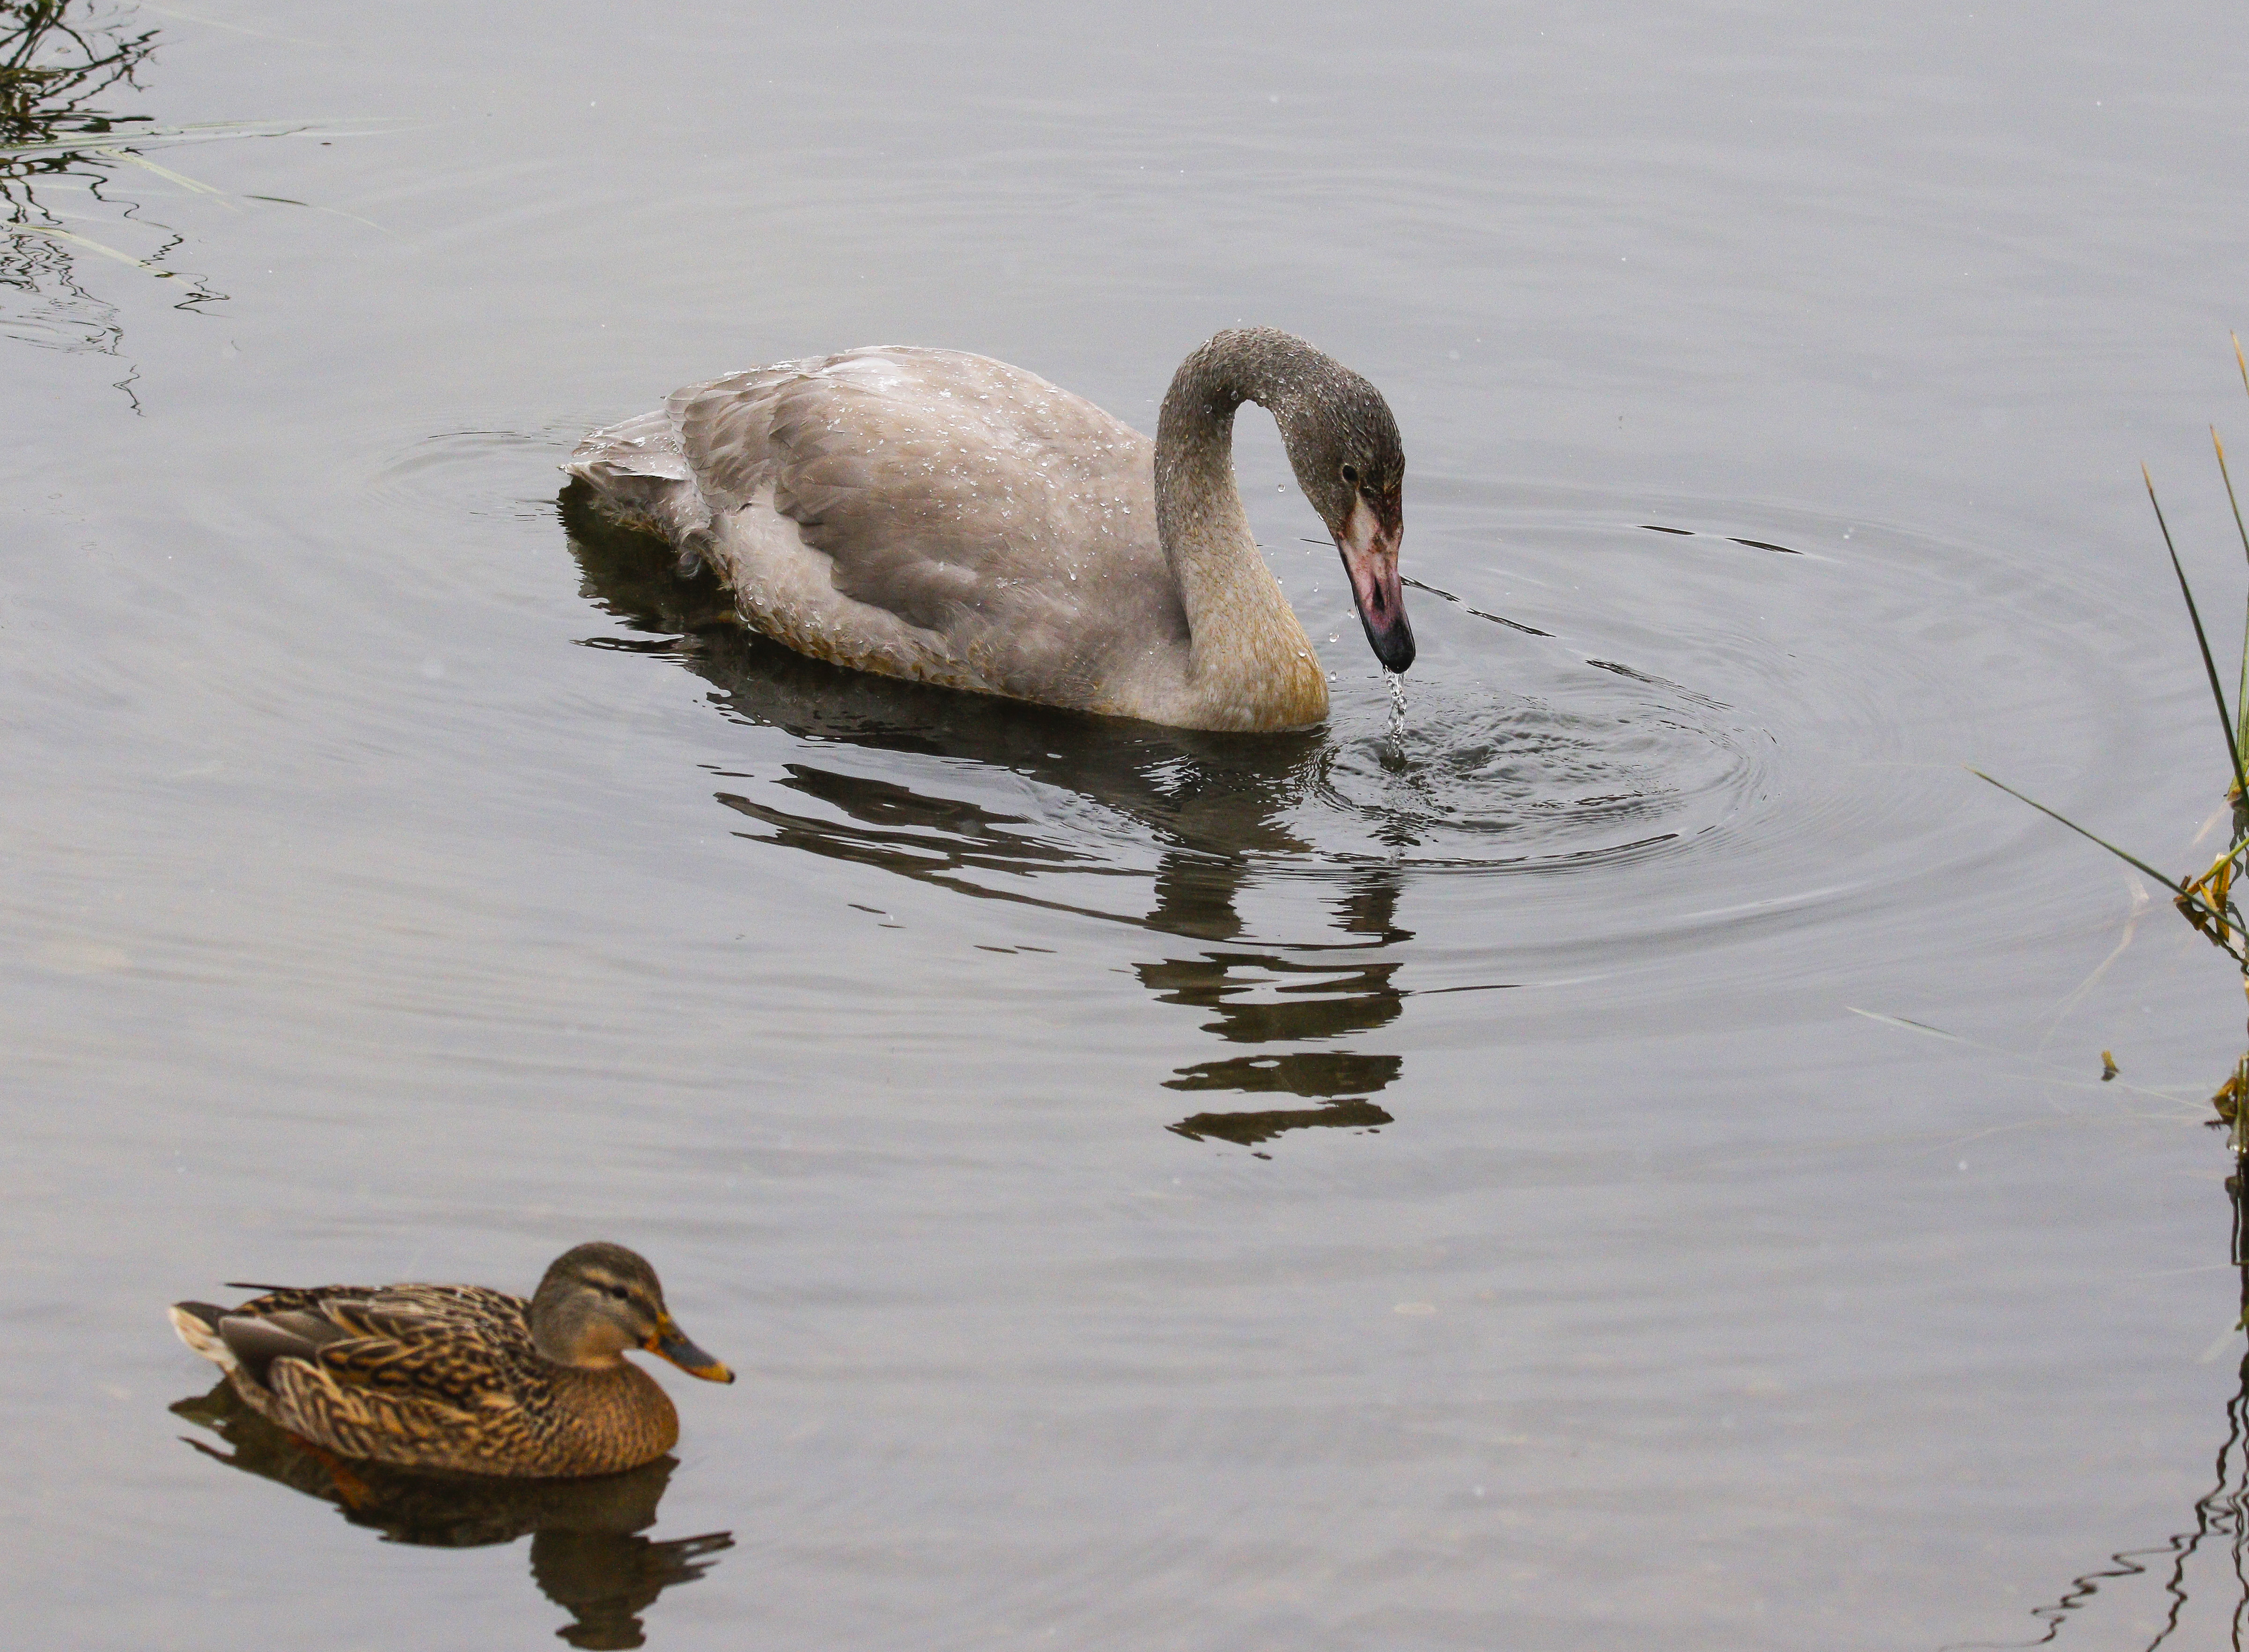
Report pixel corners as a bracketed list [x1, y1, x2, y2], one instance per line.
[1968, 768, 2196, 896]
[2146, 465, 2249, 805]
[1968, 769, 2241, 957]
[2216, 427, 2249, 750]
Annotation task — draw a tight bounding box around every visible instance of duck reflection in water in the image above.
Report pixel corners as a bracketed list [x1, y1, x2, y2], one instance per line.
[563, 490, 1408, 1146]
[172, 1381, 730, 1649]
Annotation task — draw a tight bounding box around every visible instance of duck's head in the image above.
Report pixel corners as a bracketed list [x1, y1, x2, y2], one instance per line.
[530, 1241, 734, 1383]
[1285, 365, 1413, 676]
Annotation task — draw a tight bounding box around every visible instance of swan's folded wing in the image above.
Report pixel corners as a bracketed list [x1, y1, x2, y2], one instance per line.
[670, 347, 1182, 656]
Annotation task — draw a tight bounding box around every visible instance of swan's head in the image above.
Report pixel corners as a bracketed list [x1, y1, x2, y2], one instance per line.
[530, 1241, 735, 1382]
[1289, 373, 1414, 675]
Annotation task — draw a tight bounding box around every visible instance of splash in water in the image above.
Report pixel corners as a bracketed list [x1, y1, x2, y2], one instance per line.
[1384, 671, 1408, 740]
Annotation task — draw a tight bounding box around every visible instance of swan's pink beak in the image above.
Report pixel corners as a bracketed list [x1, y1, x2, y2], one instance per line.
[1336, 497, 1414, 673]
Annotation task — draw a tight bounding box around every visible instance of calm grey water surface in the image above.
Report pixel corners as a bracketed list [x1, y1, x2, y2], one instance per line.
[9, 2, 2249, 1647]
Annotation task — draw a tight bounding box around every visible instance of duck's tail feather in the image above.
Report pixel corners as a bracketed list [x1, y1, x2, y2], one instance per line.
[169, 1302, 240, 1373]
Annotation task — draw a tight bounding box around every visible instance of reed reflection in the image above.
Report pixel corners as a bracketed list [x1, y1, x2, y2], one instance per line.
[1964, 1159, 2249, 1650]
[1, 1, 228, 363]
[172, 1382, 730, 1649]
[564, 492, 1408, 1144]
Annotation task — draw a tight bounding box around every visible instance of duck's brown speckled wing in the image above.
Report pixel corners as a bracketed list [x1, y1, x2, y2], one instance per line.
[229, 1283, 550, 1471]
[228, 1281, 526, 1335]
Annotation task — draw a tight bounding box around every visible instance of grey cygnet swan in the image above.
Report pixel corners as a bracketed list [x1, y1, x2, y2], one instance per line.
[565, 327, 1413, 732]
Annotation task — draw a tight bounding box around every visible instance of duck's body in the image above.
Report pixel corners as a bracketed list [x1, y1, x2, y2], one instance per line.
[169, 1244, 732, 1479]
[565, 329, 1413, 731]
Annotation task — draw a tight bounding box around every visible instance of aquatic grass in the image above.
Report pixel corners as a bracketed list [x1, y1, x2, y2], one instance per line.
[1967, 768, 2244, 959]
[1976, 368, 2249, 954]
[3, 0, 402, 342]
[2219, 334, 2249, 765]
[0, 1, 154, 138]
[1972, 466, 2249, 963]
[2, 115, 397, 294]
[88, 143, 236, 208]
[0, 116, 391, 162]
[1977, 342, 2249, 1134]
[6, 214, 166, 270]
[2146, 461, 2249, 807]
[2216, 1055, 2249, 1156]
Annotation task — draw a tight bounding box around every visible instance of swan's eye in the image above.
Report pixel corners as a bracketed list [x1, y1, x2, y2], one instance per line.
[1339, 463, 1358, 486]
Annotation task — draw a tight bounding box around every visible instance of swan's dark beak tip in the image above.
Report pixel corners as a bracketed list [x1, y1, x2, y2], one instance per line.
[1365, 617, 1415, 674]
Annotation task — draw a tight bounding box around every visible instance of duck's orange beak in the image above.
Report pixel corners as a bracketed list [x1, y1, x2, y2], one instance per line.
[1335, 494, 1414, 673]
[647, 1314, 734, 1383]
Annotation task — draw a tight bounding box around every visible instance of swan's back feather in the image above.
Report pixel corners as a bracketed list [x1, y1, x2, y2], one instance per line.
[571, 347, 1195, 717]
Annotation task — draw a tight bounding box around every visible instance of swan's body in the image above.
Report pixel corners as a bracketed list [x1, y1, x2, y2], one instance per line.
[565, 328, 1412, 731]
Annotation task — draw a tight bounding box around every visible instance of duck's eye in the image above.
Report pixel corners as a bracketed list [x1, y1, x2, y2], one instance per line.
[1340, 463, 1359, 486]
[603, 1284, 629, 1300]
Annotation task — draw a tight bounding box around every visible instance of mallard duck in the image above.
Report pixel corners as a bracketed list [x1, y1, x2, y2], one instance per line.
[564, 327, 1414, 732]
[168, 1242, 733, 1478]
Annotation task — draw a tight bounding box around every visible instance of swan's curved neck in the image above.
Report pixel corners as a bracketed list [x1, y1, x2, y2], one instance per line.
[1153, 333, 1329, 729]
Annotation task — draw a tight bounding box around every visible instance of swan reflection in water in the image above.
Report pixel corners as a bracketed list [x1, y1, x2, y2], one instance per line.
[563, 489, 1412, 1147]
[172, 1382, 730, 1650]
